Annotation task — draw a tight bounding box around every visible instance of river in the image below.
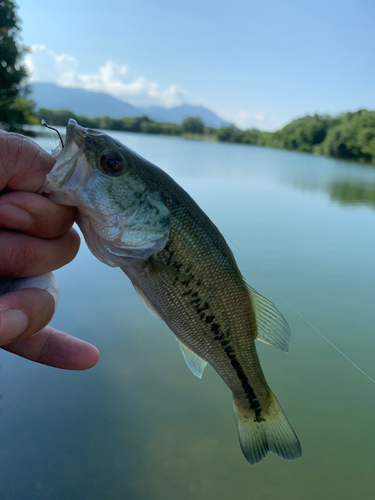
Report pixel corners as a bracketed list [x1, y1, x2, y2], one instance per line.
[1, 129, 375, 499]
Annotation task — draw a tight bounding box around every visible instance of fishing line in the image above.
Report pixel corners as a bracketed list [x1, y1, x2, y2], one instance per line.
[224, 234, 375, 385]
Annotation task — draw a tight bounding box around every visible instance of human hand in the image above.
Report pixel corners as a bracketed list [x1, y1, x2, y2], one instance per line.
[0, 130, 99, 370]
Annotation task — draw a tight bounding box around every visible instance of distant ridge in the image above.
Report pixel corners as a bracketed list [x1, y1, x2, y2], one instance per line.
[28, 83, 229, 128]
[142, 103, 229, 128]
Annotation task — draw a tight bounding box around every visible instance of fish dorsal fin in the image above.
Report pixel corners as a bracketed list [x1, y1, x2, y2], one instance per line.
[134, 285, 163, 321]
[246, 284, 291, 352]
[177, 339, 207, 379]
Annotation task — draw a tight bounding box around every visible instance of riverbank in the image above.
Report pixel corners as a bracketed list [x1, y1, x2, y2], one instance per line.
[33, 107, 375, 165]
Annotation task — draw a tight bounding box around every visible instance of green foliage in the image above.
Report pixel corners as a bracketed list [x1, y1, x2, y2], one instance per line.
[217, 125, 243, 143]
[12, 97, 38, 124]
[275, 114, 331, 152]
[240, 129, 262, 145]
[217, 125, 263, 145]
[38, 108, 79, 126]
[318, 110, 375, 163]
[216, 110, 375, 164]
[34, 107, 375, 165]
[35, 109, 184, 137]
[140, 120, 182, 135]
[0, 0, 33, 132]
[181, 116, 205, 134]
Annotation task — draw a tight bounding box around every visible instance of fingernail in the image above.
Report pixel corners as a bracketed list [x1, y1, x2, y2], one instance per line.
[0, 204, 32, 230]
[0, 309, 29, 339]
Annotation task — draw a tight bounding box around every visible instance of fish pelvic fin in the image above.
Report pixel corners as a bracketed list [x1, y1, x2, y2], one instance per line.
[177, 339, 208, 378]
[246, 284, 291, 352]
[233, 393, 302, 465]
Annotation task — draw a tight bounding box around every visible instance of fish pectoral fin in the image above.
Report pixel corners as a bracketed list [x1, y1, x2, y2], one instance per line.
[233, 393, 302, 465]
[246, 284, 291, 352]
[177, 339, 208, 379]
[133, 285, 163, 320]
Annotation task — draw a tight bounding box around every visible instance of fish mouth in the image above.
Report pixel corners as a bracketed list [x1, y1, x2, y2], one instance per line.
[52, 119, 85, 187]
[42, 119, 86, 200]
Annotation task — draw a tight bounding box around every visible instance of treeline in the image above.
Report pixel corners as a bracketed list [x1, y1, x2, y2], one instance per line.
[217, 110, 375, 164]
[36, 108, 216, 138]
[35, 107, 375, 165]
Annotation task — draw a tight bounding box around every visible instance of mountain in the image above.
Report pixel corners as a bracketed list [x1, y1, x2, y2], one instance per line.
[141, 104, 228, 128]
[28, 83, 228, 128]
[28, 83, 140, 119]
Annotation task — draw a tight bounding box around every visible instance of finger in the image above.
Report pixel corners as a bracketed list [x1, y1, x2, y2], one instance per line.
[0, 228, 80, 277]
[0, 191, 76, 238]
[2, 326, 100, 370]
[0, 132, 55, 192]
[0, 287, 57, 345]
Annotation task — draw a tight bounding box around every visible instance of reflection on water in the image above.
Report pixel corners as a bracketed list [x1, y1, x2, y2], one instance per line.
[268, 148, 375, 209]
[1, 132, 375, 500]
[329, 181, 375, 208]
[292, 177, 375, 208]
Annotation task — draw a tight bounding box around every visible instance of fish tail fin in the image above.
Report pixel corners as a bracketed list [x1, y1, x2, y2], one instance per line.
[233, 393, 302, 465]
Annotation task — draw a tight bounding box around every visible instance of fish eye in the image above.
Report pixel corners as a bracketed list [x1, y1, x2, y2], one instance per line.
[100, 152, 125, 174]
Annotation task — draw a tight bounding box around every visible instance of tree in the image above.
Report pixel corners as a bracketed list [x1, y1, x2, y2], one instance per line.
[181, 116, 205, 134]
[0, 0, 32, 132]
[275, 114, 330, 152]
[319, 111, 375, 163]
[217, 124, 243, 143]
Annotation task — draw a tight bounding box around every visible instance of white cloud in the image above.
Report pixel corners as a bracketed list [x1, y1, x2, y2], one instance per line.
[237, 111, 250, 122]
[228, 109, 268, 129]
[254, 112, 265, 121]
[24, 45, 187, 108]
[24, 44, 78, 83]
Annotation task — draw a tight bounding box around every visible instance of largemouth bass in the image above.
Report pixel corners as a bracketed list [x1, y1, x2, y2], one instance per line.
[43, 119, 302, 464]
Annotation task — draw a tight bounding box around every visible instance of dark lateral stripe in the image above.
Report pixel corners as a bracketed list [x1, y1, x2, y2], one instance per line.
[231, 356, 262, 420]
[220, 342, 262, 420]
[175, 270, 262, 419]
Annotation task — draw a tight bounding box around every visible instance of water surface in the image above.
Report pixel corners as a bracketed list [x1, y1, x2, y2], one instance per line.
[1, 130, 375, 499]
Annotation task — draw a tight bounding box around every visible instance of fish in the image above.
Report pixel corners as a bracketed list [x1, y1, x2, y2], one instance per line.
[42, 119, 302, 465]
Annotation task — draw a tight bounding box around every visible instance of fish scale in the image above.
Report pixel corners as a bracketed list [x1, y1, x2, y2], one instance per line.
[43, 119, 302, 465]
[128, 227, 269, 409]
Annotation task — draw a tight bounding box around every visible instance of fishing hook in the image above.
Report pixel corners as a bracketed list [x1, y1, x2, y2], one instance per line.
[41, 120, 65, 148]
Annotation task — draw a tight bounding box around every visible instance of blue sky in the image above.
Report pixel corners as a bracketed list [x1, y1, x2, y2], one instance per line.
[18, 0, 375, 130]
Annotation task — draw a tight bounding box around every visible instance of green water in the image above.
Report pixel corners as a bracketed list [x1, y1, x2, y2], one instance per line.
[1, 131, 375, 499]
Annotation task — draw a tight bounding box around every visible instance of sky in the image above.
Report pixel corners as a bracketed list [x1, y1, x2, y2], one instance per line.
[17, 0, 375, 130]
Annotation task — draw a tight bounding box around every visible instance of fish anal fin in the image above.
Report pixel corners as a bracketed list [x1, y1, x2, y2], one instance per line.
[177, 339, 207, 379]
[233, 393, 302, 465]
[134, 285, 163, 320]
[246, 284, 291, 352]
